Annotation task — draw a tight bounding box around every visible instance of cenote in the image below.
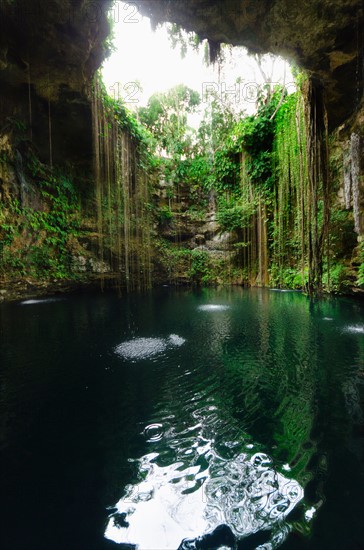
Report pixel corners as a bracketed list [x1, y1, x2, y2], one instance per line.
[1, 287, 363, 550]
[1, 1, 364, 549]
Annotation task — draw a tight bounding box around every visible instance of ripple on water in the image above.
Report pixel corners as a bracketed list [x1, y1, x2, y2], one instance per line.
[206, 452, 303, 536]
[104, 446, 303, 549]
[115, 334, 185, 360]
[144, 424, 165, 442]
[269, 289, 294, 293]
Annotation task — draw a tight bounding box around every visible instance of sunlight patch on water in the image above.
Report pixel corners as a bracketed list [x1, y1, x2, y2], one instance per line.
[206, 452, 303, 538]
[104, 450, 303, 549]
[343, 325, 364, 335]
[169, 334, 186, 346]
[20, 297, 64, 305]
[305, 506, 318, 521]
[198, 304, 230, 312]
[105, 454, 208, 548]
[115, 334, 185, 360]
[115, 337, 166, 359]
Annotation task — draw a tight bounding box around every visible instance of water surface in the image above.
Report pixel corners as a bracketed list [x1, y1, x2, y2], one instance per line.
[0, 288, 363, 549]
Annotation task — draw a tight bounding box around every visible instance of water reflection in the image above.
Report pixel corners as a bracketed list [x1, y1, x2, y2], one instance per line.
[104, 290, 325, 548]
[197, 304, 230, 312]
[20, 297, 65, 305]
[1, 288, 363, 550]
[105, 412, 303, 548]
[343, 325, 364, 335]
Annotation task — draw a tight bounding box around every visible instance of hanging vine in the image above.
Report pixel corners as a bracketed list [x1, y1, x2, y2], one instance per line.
[235, 79, 334, 294]
[91, 75, 154, 291]
[302, 79, 331, 294]
[273, 91, 309, 288]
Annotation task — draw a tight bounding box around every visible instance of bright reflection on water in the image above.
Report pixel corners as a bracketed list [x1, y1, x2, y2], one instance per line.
[344, 325, 364, 334]
[1, 287, 363, 550]
[20, 297, 65, 305]
[105, 442, 303, 549]
[198, 304, 231, 312]
[115, 334, 186, 361]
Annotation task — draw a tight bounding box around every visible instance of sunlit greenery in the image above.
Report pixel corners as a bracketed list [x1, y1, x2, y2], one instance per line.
[0, 68, 361, 294]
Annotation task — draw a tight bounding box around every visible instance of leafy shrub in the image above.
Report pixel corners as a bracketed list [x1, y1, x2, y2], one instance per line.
[189, 249, 214, 285]
[356, 243, 364, 288]
[158, 205, 174, 225]
[328, 263, 352, 293]
[217, 198, 255, 232]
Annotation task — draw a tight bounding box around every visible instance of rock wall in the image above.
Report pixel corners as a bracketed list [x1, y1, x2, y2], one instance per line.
[0, 0, 112, 167]
[338, 100, 364, 238]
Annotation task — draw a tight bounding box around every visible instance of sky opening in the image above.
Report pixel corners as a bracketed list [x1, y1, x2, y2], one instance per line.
[101, 1, 294, 118]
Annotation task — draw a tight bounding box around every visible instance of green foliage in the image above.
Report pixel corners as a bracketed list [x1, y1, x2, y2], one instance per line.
[138, 84, 200, 156]
[212, 149, 240, 193]
[96, 78, 155, 153]
[328, 209, 357, 261]
[194, 97, 243, 194]
[216, 197, 255, 232]
[269, 265, 307, 289]
[154, 238, 191, 279]
[244, 151, 273, 189]
[356, 242, 364, 288]
[358, 264, 364, 288]
[198, 98, 239, 153]
[0, 171, 82, 279]
[238, 112, 273, 156]
[186, 205, 207, 222]
[326, 263, 353, 293]
[167, 24, 202, 59]
[234, 90, 283, 191]
[178, 156, 212, 187]
[157, 205, 174, 225]
[189, 249, 214, 285]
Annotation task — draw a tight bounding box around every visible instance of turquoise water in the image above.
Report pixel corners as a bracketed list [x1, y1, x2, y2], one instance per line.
[0, 287, 363, 549]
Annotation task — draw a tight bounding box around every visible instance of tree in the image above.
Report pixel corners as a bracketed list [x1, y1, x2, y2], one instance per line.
[138, 84, 200, 156]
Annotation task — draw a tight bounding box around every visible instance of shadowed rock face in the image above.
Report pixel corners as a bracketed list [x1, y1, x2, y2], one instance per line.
[139, 0, 364, 129]
[0, 0, 112, 166]
[0, 0, 112, 99]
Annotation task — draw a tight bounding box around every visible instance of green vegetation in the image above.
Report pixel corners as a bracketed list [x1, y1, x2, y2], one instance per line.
[0, 69, 362, 295]
[189, 249, 214, 285]
[358, 243, 364, 287]
[0, 170, 81, 279]
[138, 84, 200, 156]
[137, 78, 362, 292]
